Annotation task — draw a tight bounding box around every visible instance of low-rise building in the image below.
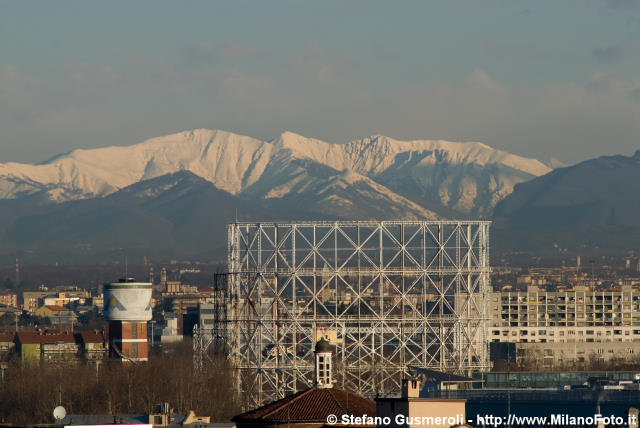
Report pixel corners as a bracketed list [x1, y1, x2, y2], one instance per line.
[60, 403, 220, 427]
[0, 293, 18, 308]
[377, 380, 467, 428]
[515, 340, 640, 368]
[15, 330, 107, 363]
[34, 305, 77, 326]
[164, 294, 213, 316]
[77, 330, 108, 361]
[150, 313, 183, 344]
[23, 287, 90, 313]
[23, 290, 52, 312]
[0, 331, 15, 361]
[16, 331, 80, 363]
[91, 294, 104, 309]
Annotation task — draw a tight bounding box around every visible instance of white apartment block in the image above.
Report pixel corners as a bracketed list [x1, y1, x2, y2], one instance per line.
[489, 285, 640, 344]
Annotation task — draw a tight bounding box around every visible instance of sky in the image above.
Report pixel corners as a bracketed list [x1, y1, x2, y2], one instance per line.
[1, 0, 640, 165]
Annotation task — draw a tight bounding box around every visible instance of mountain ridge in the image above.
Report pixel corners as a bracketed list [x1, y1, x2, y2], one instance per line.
[0, 129, 551, 217]
[493, 151, 640, 254]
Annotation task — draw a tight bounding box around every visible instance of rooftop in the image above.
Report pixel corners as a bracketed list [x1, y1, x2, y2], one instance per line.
[16, 331, 76, 344]
[15, 330, 107, 344]
[233, 387, 375, 423]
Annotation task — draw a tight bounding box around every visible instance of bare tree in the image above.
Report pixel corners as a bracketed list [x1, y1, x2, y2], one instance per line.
[0, 342, 239, 425]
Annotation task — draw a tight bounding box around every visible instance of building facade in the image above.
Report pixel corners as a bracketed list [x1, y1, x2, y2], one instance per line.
[0, 293, 18, 308]
[489, 286, 640, 342]
[14, 330, 107, 363]
[488, 285, 640, 367]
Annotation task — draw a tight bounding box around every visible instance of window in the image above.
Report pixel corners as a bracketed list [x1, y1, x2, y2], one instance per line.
[597, 348, 604, 354]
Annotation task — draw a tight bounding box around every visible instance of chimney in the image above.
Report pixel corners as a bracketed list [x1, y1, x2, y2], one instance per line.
[314, 338, 333, 389]
[401, 379, 421, 399]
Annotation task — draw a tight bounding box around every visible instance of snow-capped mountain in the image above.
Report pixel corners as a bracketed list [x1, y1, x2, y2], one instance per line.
[0, 129, 550, 217]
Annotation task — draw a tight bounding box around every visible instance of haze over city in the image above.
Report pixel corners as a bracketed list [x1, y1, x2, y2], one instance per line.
[2, 0, 640, 165]
[2, 2, 640, 427]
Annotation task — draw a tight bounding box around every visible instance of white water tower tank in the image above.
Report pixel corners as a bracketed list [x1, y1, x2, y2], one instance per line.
[103, 278, 152, 321]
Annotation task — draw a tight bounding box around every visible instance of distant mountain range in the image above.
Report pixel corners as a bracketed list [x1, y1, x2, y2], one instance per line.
[493, 150, 640, 255]
[1, 128, 637, 262]
[0, 129, 549, 217]
[0, 171, 282, 262]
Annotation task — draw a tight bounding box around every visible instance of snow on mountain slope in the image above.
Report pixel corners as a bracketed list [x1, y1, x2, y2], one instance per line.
[0, 130, 270, 201]
[0, 129, 550, 217]
[274, 132, 548, 177]
[260, 168, 439, 220]
[270, 132, 550, 216]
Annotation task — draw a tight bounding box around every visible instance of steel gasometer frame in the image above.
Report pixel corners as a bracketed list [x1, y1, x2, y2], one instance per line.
[224, 221, 490, 406]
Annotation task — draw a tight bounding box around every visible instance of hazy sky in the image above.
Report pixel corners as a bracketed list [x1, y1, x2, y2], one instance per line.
[1, 0, 640, 164]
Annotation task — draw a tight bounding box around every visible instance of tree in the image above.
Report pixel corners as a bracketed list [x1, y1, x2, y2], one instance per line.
[0, 341, 239, 425]
[78, 308, 106, 330]
[18, 313, 52, 327]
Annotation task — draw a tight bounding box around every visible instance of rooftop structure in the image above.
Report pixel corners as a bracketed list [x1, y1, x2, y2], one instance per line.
[377, 379, 467, 428]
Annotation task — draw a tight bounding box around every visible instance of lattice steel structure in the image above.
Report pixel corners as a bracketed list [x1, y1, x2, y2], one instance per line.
[224, 221, 491, 406]
[193, 273, 229, 370]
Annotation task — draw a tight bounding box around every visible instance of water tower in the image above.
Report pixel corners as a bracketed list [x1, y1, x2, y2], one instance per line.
[103, 278, 152, 362]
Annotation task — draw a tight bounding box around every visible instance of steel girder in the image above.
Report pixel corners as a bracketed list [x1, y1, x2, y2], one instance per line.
[221, 221, 491, 407]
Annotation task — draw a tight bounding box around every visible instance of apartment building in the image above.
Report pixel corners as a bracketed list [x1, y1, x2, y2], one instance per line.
[0, 293, 18, 308]
[489, 285, 640, 367]
[489, 285, 640, 343]
[15, 330, 107, 363]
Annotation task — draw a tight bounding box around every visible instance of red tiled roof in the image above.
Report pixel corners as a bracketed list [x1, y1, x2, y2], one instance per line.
[0, 331, 14, 342]
[16, 330, 106, 344]
[16, 331, 76, 344]
[44, 305, 66, 311]
[233, 388, 375, 423]
[77, 330, 105, 343]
